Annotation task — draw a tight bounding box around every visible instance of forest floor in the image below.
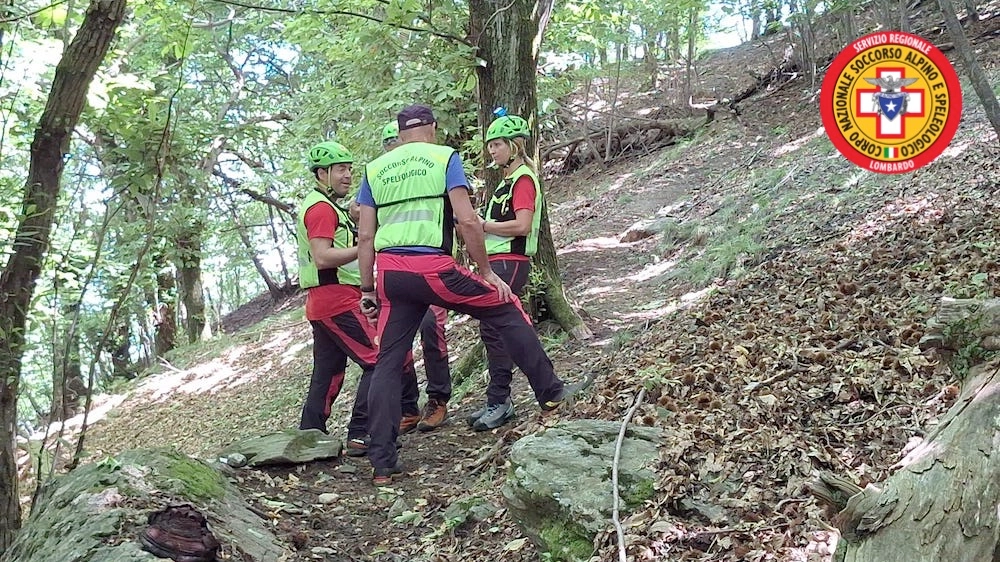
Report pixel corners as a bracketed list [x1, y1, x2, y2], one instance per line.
[45, 9, 1000, 562]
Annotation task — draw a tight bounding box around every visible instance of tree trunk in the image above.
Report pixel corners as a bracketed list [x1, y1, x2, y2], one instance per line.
[642, 27, 658, 91]
[469, 0, 591, 339]
[963, 0, 979, 21]
[810, 362, 999, 561]
[0, 0, 125, 551]
[534, 207, 592, 339]
[685, 7, 698, 101]
[267, 205, 293, 288]
[936, 0, 1000, 139]
[899, 0, 911, 31]
[154, 265, 177, 357]
[51, 303, 86, 421]
[176, 232, 206, 343]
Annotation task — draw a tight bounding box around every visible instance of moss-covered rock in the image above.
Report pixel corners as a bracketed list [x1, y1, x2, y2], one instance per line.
[1, 448, 290, 562]
[502, 420, 661, 562]
[218, 428, 342, 466]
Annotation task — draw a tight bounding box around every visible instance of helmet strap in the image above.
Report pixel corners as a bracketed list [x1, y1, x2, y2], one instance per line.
[316, 168, 336, 198]
[502, 139, 521, 171]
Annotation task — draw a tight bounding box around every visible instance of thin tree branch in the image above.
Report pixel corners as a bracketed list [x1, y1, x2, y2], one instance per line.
[208, 0, 472, 46]
[0, 0, 68, 23]
[613, 387, 646, 562]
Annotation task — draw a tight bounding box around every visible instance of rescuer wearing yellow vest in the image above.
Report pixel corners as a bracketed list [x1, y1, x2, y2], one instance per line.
[466, 110, 546, 432]
[295, 140, 419, 456]
[355, 105, 590, 485]
[380, 121, 452, 432]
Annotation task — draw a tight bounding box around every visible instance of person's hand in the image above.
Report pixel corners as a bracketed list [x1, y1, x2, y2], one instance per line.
[478, 215, 487, 233]
[481, 270, 513, 302]
[360, 291, 379, 321]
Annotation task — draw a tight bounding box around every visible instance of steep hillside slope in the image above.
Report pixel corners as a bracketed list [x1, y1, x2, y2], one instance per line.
[60, 14, 1000, 562]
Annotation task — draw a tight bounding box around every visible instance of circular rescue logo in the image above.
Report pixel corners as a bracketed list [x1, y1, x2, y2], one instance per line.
[820, 31, 961, 174]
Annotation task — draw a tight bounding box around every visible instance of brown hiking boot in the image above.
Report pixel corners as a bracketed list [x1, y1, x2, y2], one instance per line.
[139, 504, 220, 562]
[372, 463, 405, 486]
[345, 437, 368, 457]
[417, 398, 448, 432]
[399, 413, 421, 435]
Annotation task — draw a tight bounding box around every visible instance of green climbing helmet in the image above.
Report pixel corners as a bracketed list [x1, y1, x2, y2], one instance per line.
[485, 115, 530, 142]
[308, 141, 353, 171]
[381, 121, 399, 143]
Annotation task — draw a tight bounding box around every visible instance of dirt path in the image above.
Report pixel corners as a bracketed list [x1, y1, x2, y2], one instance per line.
[224, 141, 719, 562]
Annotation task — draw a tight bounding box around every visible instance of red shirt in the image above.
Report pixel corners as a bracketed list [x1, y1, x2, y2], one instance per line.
[490, 175, 536, 263]
[303, 201, 360, 320]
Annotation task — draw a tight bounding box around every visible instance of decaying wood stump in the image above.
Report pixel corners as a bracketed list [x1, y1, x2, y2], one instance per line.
[919, 297, 1000, 352]
[807, 364, 999, 561]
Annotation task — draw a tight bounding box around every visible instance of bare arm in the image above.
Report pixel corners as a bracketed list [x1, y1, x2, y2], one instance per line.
[450, 187, 491, 272]
[309, 238, 358, 269]
[484, 209, 533, 237]
[450, 187, 512, 301]
[358, 205, 377, 290]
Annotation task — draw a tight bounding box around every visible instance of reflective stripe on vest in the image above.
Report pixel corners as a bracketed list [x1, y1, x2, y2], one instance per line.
[296, 189, 361, 288]
[485, 164, 543, 256]
[365, 143, 455, 253]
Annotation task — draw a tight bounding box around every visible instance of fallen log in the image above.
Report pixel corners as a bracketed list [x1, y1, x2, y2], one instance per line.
[542, 118, 700, 172]
[807, 361, 999, 561]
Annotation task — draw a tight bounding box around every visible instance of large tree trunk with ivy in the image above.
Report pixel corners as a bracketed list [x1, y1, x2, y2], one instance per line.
[808, 298, 1000, 561]
[0, 0, 126, 551]
[469, 0, 592, 340]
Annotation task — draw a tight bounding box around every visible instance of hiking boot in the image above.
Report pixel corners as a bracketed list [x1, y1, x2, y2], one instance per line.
[472, 399, 515, 431]
[541, 373, 596, 414]
[417, 398, 448, 432]
[466, 403, 488, 427]
[345, 437, 368, 457]
[399, 413, 421, 435]
[372, 463, 405, 486]
[139, 504, 220, 562]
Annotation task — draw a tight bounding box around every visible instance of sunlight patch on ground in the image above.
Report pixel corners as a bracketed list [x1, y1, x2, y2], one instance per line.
[139, 358, 238, 402]
[841, 193, 945, 246]
[579, 284, 631, 297]
[607, 172, 635, 194]
[558, 236, 627, 255]
[30, 394, 128, 441]
[282, 342, 309, 365]
[627, 258, 678, 282]
[656, 201, 688, 217]
[620, 285, 714, 321]
[772, 127, 826, 157]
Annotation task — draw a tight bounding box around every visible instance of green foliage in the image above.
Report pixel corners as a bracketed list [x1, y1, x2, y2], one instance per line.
[637, 361, 676, 392]
[3, 0, 725, 432]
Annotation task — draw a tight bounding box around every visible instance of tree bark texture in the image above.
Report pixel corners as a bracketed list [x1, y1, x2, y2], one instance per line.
[919, 297, 1000, 352]
[469, 0, 590, 339]
[936, 0, 1000, 139]
[177, 232, 206, 343]
[827, 363, 999, 561]
[0, 0, 126, 551]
